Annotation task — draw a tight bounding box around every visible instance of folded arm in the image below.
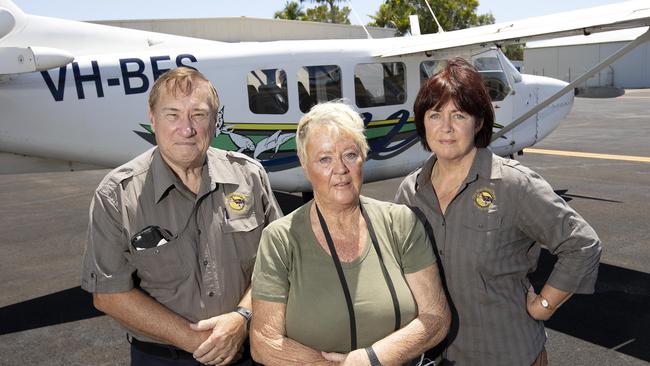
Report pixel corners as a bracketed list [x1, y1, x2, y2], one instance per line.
[250, 299, 336, 366]
[94, 288, 209, 353]
[323, 263, 450, 366]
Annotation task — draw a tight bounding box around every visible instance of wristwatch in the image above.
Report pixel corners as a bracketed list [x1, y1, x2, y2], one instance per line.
[235, 306, 253, 325]
[538, 295, 554, 310]
[365, 346, 383, 366]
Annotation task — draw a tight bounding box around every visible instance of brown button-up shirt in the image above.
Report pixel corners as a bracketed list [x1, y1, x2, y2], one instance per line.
[395, 148, 601, 365]
[81, 147, 282, 333]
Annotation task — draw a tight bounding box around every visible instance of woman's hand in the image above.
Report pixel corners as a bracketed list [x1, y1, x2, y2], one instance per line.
[321, 349, 370, 365]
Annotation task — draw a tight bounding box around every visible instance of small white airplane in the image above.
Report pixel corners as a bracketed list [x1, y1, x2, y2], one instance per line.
[1, 1, 649, 192]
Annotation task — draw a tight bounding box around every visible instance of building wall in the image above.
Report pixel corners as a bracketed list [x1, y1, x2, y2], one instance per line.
[90, 17, 397, 42]
[524, 41, 650, 88]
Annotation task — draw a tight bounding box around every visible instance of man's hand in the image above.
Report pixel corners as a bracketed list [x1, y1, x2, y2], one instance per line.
[321, 349, 370, 365]
[190, 311, 247, 365]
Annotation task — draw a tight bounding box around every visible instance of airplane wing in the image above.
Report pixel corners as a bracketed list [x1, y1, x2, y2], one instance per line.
[0, 0, 220, 74]
[376, 0, 650, 57]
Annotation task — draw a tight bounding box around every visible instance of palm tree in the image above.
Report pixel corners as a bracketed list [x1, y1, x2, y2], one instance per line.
[274, 1, 306, 20]
[368, 0, 412, 35]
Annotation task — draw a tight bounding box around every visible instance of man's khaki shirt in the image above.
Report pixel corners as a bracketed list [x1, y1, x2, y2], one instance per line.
[81, 147, 282, 329]
[395, 148, 601, 365]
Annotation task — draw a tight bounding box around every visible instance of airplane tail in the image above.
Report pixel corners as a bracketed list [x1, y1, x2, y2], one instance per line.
[0, 0, 219, 75]
[0, 0, 24, 40]
[0, 1, 75, 75]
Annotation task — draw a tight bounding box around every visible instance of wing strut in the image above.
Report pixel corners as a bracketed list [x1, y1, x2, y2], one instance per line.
[491, 28, 650, 143]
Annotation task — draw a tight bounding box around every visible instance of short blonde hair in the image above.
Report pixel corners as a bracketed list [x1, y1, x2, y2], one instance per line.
[296, 101, 369, 163]
[148, 67, 219, 112]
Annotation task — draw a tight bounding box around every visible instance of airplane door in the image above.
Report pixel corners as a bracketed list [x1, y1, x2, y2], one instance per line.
[471, 49, 517, 155]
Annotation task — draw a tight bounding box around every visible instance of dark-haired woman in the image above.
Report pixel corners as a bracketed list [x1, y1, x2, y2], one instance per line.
[395, 58, 601, 366]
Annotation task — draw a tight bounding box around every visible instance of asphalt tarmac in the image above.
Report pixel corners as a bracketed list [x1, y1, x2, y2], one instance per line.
[1, 90, 649, 365]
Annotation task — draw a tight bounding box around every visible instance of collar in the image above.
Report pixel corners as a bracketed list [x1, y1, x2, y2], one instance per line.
[415, 154, 437, 192]
[414, 148, 501, 191]
[152, 149, 183, 203]
[152, 148, 241, 203]
[465, 148, 502, 182]
[205, 148, 242, 186]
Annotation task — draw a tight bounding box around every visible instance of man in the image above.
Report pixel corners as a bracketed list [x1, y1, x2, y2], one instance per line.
[81, 67, 282, 365]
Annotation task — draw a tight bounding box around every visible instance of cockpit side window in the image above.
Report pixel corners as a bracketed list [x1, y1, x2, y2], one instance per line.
[472, 52, 512, 102]
[354, 62, 407, 108]
[420, 60, 446, 84]
[247, 68, 288, 114]
[297, 65, 342, 113]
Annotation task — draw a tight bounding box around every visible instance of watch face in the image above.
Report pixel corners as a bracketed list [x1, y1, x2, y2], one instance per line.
[237, 306, 252, 320]
[541, 298, 550, 308]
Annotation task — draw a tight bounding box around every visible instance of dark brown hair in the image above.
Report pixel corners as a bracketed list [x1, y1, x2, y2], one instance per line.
[413, 57, 494, 150]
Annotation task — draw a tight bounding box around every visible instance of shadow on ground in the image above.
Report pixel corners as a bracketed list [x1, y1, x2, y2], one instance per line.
[1, 191, 647, 362]
[530, 250, 650, 361]
[0, 191, 305, 336]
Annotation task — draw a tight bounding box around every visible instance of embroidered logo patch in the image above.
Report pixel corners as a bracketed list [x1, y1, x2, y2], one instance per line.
[473, 188, 496, 210]
[225, 192, 248, 212]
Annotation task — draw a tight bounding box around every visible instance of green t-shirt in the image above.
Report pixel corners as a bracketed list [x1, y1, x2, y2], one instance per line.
[252, 196, 436, 353]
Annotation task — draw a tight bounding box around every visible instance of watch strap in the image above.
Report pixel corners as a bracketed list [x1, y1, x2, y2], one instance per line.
[235, 306, 252, 322]
[365, 346, 382, 366]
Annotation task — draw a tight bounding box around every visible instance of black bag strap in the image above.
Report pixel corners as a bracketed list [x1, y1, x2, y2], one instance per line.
[360, 205, 401, 332]
[314, 202, 401, 351]
[315, 204, 357, 350]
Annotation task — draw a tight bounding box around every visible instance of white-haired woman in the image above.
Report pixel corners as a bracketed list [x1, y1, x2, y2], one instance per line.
[250, 101, 450, 366]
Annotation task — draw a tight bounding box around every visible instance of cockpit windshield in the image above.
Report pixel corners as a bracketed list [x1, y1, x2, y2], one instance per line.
[472, 49, 512, 102]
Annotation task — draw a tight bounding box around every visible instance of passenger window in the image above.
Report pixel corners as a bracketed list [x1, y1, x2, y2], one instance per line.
[297, 65, 342, 113]
[354, 62, 406, 108]
[420, 60, 446, 84]
[472, 52, 511, 102]
[247, 69, 288, 114]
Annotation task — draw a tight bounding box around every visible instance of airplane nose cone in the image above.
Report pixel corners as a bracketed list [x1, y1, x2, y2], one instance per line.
[523, 73, 574, 101]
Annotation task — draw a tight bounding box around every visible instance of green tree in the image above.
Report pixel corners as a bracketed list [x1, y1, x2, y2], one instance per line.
[299, 0, 351, 24]
[476, 12, 495, 26]
[274, 1, 306, 20]
[369, 0, 412, 35]
[302, 4, 351, 23]
[502, 44, 524, 61]
[369, 0, 495, 36]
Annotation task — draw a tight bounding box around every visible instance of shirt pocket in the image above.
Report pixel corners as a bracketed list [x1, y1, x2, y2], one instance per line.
[127, 237, 191, 289]
[467, 212, 531, 281]
[461, 210, 502, 250]
[223, 213, 262, 264]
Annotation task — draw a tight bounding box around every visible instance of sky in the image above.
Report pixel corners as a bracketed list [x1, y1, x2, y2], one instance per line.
[11, 0, 625, 25]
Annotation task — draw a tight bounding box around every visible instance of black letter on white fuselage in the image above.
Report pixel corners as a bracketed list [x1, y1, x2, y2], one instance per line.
[72, 61, 104, 99]
[120, 58, 149, 95]
[41, 66, 67, 102]
[151, 55, 172, 81]
[176, 54, 197, 69]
